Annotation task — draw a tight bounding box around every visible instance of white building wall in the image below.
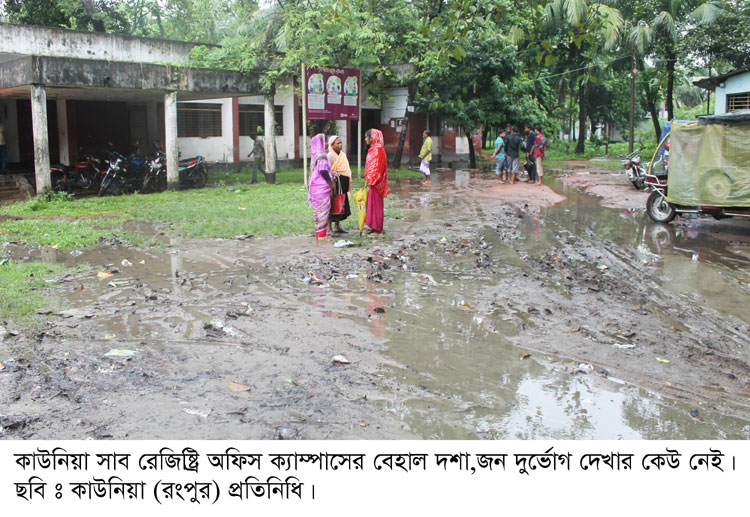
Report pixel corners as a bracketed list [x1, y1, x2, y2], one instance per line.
[177, 98, 233, 163]
[715, 72, 750, 113]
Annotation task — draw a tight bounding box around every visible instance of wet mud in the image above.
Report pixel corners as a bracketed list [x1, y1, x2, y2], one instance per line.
[2, 164, 749, 440]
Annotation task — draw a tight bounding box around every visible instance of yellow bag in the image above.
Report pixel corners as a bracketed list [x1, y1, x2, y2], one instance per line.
[353, 187, 368, 234]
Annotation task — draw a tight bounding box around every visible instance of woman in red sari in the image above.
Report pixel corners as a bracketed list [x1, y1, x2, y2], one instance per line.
[364, 128, 388, 234]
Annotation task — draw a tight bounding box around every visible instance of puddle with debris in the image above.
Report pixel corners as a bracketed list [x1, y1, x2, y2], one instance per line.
[2, 167, 749, 439]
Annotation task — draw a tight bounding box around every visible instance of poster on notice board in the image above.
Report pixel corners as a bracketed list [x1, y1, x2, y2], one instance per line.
[305, 67, 360, 120]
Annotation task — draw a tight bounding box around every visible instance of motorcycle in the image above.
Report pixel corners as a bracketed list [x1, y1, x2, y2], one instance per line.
[50, 149, 106, 193]
[142, 144, 208, 193]
[620, 145, 647, 190]
[98, 150, 149, 196]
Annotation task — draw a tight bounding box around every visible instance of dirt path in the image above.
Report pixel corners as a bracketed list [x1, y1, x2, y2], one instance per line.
[2, 165, 749, 439]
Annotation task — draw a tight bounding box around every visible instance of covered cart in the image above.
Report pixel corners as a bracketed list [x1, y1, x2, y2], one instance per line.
[645, 110, 750, 223]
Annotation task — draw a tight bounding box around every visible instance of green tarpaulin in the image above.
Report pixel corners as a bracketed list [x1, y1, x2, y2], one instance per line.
[667, 122, 750, 207]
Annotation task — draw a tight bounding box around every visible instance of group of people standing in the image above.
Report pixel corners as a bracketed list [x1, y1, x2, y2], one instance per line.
[492, 124, 546, 185]
[307, 128, 388, 240]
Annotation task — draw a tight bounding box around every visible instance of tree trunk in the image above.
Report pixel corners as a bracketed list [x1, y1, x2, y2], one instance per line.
[263, 89, 277, 184]
[575, 81, 586, 154]
[392, 80, 417, 168]
[80, 0, 106, 32]
[638, 56, 662, 142]
[590, 118, 597, 142]
[629, 49, 635, 153]
[666, 52, 675, 122]
[466, 129, 476, 168]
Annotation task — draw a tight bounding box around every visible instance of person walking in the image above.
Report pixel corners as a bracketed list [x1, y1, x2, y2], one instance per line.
[533, 125, 547, 185]
[327, 135, 351, 235]
[0, 119, 7, 174]
[506, 126, 522, 184]
[308, 133, 333, 240]
[524, 124, 537, 183]
[364, 129, 388, 235]
[247, 128, 265, 184]
[491, 130, 506, 180]
[419, 130, 432, 184]
[502, 124, 512, 181]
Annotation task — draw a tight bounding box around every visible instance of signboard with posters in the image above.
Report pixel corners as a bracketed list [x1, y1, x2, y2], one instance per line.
[305, 66, 360, 120]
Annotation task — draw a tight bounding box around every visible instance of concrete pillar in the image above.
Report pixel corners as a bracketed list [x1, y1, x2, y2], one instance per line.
[232, 97, 240, 164]
[164, 91, 179, 189]
[56, 98, 69, 165]
[263, 93, 277, 182]
[146, 101, 159, 153]
[31, 84, 51, 194]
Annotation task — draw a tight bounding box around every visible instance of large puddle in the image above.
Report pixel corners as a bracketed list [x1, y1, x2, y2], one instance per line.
[9, 167, 750, 439]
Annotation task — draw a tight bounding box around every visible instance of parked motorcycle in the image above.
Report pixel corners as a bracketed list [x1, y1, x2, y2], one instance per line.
[142, 143, 208, 193]
[50, 149, 106, 193]
[98, 150, 149, 196]
[621, 145, 646, 190]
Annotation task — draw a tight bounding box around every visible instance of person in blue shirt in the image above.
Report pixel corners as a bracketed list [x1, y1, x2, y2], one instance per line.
[491, 130, 506, 179]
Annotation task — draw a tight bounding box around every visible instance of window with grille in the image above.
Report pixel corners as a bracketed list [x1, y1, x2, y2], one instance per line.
[239, 105, 284, 137]
[727, 92, 750, 112]
[177, 103, 222, 137]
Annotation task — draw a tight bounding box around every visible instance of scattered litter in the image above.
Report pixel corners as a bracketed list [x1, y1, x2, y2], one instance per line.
[334, 240, 355, 248]
[689, 409, 704, 421]
[183, 408, 211, 419]
[0, 363, 4, 371]
[578, 362, 594, 372]
[373, 307, 386, 314]
[613, 343, 636, 349]
[520, 353, 531, 360]
[70, 250, 83, 257]
[656, 357, 671, 363]
[619, 331, 636, 338]
[332, 355, 351, 365]
[121, 259, 132, 267]
[360, 423, 367, 428]
[462, 303, 473, 310]
[0, 259, 8, 266]
[440, 237, 448, 242]
[238, 206, 247, 210]
[139, 260, 146, 265]
[597, 264, 609, 271]
[50, 244, 59, 249]
[564, 327, 580, 333]
[97, 271, 113, 279]
[664, 381, 672, 386]
[107, 281, 127, 287]
[227, 381, 251, 392]
[104, 349, 136, 357]
[692, 253, 699, 261]
[208, 319, 244, 339]
[103, 334, 116, 340]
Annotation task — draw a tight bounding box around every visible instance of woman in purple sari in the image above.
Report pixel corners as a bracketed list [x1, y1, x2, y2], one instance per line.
[308, 133, 333, 239]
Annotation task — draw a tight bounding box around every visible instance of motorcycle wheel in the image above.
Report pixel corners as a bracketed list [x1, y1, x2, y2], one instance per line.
[98, 177, 121, 197]
[142, 174, 155, 194]
[190, 164, 208, 189]
[646, 191, 676, 223]
[53, 179, 69, 193]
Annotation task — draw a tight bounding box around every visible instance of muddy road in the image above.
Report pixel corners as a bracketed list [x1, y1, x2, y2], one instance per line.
[2, 163, 749, 440]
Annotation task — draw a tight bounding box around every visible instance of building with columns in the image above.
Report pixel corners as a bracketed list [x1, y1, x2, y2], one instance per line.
[0, 23, 479, 195]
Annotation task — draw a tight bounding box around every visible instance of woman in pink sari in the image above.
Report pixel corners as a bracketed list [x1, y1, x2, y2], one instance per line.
[308, 133, 333, 239]
[364, 129, 388, 234]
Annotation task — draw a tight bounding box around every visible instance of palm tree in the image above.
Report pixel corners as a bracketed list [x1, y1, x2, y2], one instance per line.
[634, 0, 722, 121]
[542, 0, 624, 153]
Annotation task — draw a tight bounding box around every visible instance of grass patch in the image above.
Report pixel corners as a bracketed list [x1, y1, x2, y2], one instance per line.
[546, 141, 657, 162]
[0, 166, 424, 245]
[0, 260, 69, 330]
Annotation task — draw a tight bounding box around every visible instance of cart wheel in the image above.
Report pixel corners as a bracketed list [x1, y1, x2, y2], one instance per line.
[647, 191, 676, 223]
[698, 169, 734, 203]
